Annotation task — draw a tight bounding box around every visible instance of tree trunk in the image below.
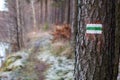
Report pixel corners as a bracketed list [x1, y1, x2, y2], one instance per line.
[31, 0, 37, 29]
[16, 0, 21, 50]
[115, 0, 120, 79]
[74, 0, 119, 80]
[45, 0, 48, 22]
[72, 0, 78, 48]
[16, 0, 25, 50]
[40, 0, 43, 24]
[65, 0, 70, 24]
[55, 7, 57, 24]
[19, 0, 25, 48]
[60, 3, 65, 24]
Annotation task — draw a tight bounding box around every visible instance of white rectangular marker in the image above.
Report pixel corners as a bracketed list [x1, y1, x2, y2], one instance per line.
[86, 24, 102, 34]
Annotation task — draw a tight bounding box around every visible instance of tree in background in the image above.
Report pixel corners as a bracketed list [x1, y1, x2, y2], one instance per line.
[7, 0, 24, 51]
[31, 0, 37, 29]
[74, 0, 119, 80]
[5, 0, 74, 51]
[45, 0, 48, 22]
[71, 0, 78, 48]
[40, 0, 43, 23]
[65, 0, 70, 24]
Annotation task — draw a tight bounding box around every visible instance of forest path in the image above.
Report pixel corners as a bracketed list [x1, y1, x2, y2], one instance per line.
[26, 30, 74, 80]
[0, 30, 52, 80]
[25, 30, 53, 80]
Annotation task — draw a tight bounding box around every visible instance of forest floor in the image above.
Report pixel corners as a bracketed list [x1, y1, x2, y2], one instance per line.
[0, 30, 74, 80]
[0, 29, 119, 80]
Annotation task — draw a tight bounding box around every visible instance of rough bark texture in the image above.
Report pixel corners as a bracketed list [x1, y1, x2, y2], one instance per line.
[74, 0, 119, 80]
[115, 0, 120, 79]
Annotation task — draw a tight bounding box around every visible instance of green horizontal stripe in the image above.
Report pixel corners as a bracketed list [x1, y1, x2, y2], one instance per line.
[87, 27, 102, 30]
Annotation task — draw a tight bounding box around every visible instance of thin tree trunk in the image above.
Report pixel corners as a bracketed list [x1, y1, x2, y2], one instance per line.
[45, 0, 48, 22]
[16, 0, 20, 50]
[40, 0, 43, 24]
[74, 0, 119, 80]
[67, 0, 70, 24]
[31, 0, 37, 29]
[55, 7, 57, 24]
[19, 0, 25, 48]
[72, 0, 78, 48]
[65, 0, 70, 24]
[60, 3, 64, 24]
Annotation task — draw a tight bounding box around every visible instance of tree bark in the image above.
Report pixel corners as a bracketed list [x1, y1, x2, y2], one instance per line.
[31, 0, 37, 29]
[115, 0, 120, 79]
[65, 0, 70, 24]
[45, 0, 48, 22]
[16, 0, 21, 50]
[72, 0, 78, 48]
[16, 0, 25, 50]
[19, 0, 25, 48]
[40, 0, 43, 24]
[7, 0, 24, 51]
[74, 0, 119, 80]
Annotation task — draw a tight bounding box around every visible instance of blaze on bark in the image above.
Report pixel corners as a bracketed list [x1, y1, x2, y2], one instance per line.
[74, 0, 119, 80]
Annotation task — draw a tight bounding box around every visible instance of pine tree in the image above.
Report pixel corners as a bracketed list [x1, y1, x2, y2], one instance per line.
[74, 0, 119, 80]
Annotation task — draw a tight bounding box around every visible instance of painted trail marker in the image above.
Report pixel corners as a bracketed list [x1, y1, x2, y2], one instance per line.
[86, 24, 102, 34]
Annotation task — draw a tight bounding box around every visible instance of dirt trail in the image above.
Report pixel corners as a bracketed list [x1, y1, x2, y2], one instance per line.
[26, 31, 52, 80]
